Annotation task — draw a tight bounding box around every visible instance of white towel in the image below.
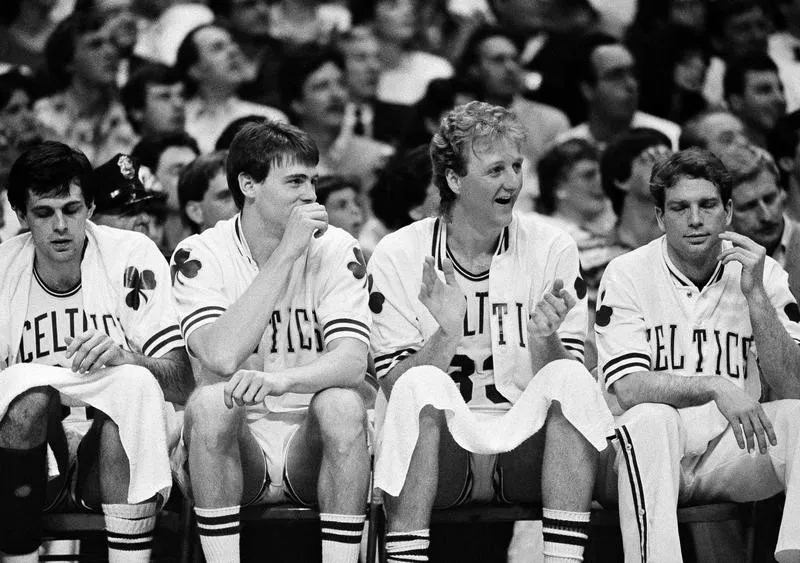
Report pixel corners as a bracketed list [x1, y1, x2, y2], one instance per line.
[0, 363, 175, 504]
[375, 359, 614, 496]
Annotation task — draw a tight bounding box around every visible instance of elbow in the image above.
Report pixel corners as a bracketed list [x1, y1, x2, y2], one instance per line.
[199, 351, 239, 378]
[340, 348, 369, 389]
[611, 378, 638, 411]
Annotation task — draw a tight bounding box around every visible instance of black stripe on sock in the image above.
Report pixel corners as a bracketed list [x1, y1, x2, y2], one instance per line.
[106, 530, 154, 540]
[321, 520, 365, 532]
[542, 532, 588, 547]
[385, 533, 429, 543]
[107, 540, 154, 551]
[197, 525, 241, 537]
[320, 532, 362, 544]
[195, 513, 240, 526]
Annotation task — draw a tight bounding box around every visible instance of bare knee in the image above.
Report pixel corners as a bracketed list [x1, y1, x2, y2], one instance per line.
[310, 387, 367, 453]
[0, 387, 56, 447]
[185, 384, 243, 452]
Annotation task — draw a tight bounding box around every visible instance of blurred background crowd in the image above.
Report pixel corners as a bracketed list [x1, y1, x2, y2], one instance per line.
[1, 0, 800, 306]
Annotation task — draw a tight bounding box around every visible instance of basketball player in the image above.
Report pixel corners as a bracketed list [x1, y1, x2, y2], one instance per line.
[368, 101, 614, 563]
[170, 121, 372, 563]
[595, 148, 800, 562]
[0, 142, 192, 563]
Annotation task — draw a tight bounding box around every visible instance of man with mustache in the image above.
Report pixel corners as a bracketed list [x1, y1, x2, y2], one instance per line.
[721, 144, 800, 304]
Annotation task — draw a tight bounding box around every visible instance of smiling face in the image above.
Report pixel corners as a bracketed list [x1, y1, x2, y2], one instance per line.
[17, 182, 94, 271]
[449, 137, 523, 230]
[244, 157, 318, 236]
[656, 176, 732, 267]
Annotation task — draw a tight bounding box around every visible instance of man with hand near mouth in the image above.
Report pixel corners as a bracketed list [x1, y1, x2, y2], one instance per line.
[368, 101, 613, 563]
[595, 148, 800, 562]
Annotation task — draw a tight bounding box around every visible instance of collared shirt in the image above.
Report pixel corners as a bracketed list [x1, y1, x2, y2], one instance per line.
[185, 96, 288, 153]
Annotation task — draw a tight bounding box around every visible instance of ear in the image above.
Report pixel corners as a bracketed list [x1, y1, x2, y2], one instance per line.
[130, 108, 144, 127]
[445, 168, 462, 196]
[728, 94, 744, 114]
[184, 200, 204, 227]
[724, 198, 733, 226]
[86, 202, 95, 221]
[15, 207, 27, 229]
[188, 62, 202, 83]
[654, 205, 666, 233]
[779, 156, 794, 174]
[408, 204, 424, 221]
[291, 99, 305, 120]
[614, 177, 631, 193]
[238, 172, 258, 202]
[579, 81, 593, 102]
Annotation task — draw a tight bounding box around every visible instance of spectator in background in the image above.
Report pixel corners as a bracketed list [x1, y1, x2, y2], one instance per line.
[600, 128, 673, 251]
[360, 144, 439, 260]
[175, 22, 287, 153]
[721, 144, 800, 302]
[315, 175, 363, 239]
[460, 26, 570, 210]
[0, 0, 60, 70]
[372, 0, 453, 106]
[770, 0, 800, 105]
[559, 38, 681, 151]
[340, 26, 417, 147]
[90, 152, 168, 248]
[0, 69, 47, 166]
[206, 0, 283, 108]
[178, 150, 237, 234]
[35, 12, 138, 165]
[121, 63, 186, 137]
[769, 109, 800, 220]
[281, 48, 393, 196]
[214, 114, 268, 151]
[267, 0, 351, 51]
[724, 53, 787, 149]
[679, 109, 750, 156]
[132, 132, 200, 254]
[406, 77, 479, 148]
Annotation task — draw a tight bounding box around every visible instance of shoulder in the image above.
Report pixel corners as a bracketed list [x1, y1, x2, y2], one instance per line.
[603, 238, 660, 280]
[172, 216, 235, 261]
[237, 99, 288, 123]
[632, 112, 681, 138]
[90, 222, 159, 257]
[371, 217, 435, 267]
[407, 51, 453, 75]
[511, 212, 573, 252]
[555, 123, 590, 143]
[513, 98, 569, 128]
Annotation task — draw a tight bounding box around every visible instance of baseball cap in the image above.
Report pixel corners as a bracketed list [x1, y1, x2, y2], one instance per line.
[91, 153, 166, 214]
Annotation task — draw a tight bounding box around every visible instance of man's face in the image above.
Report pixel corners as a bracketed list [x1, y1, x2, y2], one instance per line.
[475, 36, 522, 101]
[721, 7, 769, 57]
[194, 170, 238, 231]
[140, 82, 185, 135]
[586, 45, 639, 122]
[559, 159, 606, 218]
[294, 62, 348, 130]
[70, 28, 119, 86]
[375, 0, 416, 44]
[344, 36, 381, 102]
[732, 70, 786, 134]
[93, 206, 153, 235]
[228, 0, 272, 38]
[249, 158, 318, 236]
[97, 0, 138, 52]
[731, 169, 785, 251]
[323, 186, 363, 238]
[656, 176, 732, 265]
[190, 27, 249, 88]
[451, 137, 523, 229]
[1, 89, 41, 148]
[618, 145, 672, 199]
[696, 112, 749, 156]
[17, 183, 93, 268]
[156, 146, 198, 211]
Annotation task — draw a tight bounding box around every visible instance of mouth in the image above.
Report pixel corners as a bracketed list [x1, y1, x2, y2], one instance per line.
[685, 233, 709, 244]
[51, 239, 72, 250]
[494, 194, 515, 205]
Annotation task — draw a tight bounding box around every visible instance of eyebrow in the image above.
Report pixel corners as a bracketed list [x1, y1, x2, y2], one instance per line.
[284, 173, 313, 181]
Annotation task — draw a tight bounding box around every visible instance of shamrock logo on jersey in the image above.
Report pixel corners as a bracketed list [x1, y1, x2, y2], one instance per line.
[595, 290, 613, 327]
[574, 276, 587, 300]
[172, 248, 202, 286]
[347, 247, 368, 286]
[124, 266, 156, 310]
[368, 276, 385, 314]
[786, 302, 800, 323]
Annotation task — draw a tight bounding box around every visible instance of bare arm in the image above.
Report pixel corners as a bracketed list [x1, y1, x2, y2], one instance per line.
[528, 279, 579, 374]
[65, 333, 194, 405]
[380, 327, 461, 397]
[719, 231, 800, 399]
[189, 204, 328, 377]
[224, 338, 368, 408]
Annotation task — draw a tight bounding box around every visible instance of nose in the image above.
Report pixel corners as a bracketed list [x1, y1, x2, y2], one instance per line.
[301, 181, 317, 203]
[53, 211, 67, 231]
[688, 205, 703, 227]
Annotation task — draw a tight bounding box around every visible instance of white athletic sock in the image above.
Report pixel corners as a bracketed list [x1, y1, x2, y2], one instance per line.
[385, 529, 430, 562]
[194, 505, 240, 563]
[102, 502, 157, 563]
[320, 513, 365, 563]
[542, 508, 590, 563]
[1, 552, 39, 563]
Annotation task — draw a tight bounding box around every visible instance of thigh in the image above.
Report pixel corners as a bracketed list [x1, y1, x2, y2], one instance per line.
[494, 428, 546, 504]
[433, 422, 472, 509]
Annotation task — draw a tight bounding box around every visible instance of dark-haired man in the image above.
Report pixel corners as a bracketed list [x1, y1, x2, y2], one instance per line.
[121, 63, 187, 137]
[177, 150, 238, 233]
[595, 148, 800, 562]
[170, 120, 371, 562]
[0, 142, 193, 563]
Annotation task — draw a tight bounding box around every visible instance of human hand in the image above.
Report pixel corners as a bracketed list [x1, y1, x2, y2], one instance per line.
[713, 378, 777, 454]
[718, 231, 766, 298]
[65, 330, 129, 374]
[418, 257, 465, 337]
[224, 370, 286, 409]
[528, 279, 576, 339]
[278, 203, 329, 260]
